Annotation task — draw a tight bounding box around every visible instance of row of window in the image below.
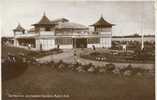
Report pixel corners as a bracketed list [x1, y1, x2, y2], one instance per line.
[55, 38, 100, 45]
[95, 28, 111, 32]
[55, 38, 72, 45]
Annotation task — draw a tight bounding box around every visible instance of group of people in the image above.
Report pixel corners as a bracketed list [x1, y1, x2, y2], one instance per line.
[3, 53, 22, 65]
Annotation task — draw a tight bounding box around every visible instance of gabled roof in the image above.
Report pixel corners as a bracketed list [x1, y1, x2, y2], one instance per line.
[55, 22, 88, 29]
[51, 18, 69, 24]
[91, 16, 114, 27]
[13, 24, 25, 31]
[33, 13, 53, 26]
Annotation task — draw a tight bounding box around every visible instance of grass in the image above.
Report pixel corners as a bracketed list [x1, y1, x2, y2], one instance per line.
[80, 51, 155, 64]
[2, 46, 155, 100]
[2, 64, 155, 100]
[2, 45, 62, 59]
[2, 45, 32, 58]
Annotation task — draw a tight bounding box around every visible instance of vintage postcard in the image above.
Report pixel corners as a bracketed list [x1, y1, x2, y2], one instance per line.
[1, 0, 155, 100]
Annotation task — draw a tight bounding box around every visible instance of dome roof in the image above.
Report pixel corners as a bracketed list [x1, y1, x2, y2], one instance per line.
[33, 13, 53, 26]
[13, 24, 25, 31]
[91, 16, 114, 27]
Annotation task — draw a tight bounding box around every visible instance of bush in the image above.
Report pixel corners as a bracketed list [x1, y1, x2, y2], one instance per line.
[87, 66, 96, 73]
[76, 66, 85, 72]
[112, 68, 121, 75]
[131, 67, 147, 75]
[98, 67, 106, 73]
[57, 63, 66, 71]
[123, 70, 132, 76]
[121, 64, 133, 72]
[83, 63, 93, 71]
[67, 64, 75, 70]
[58, 60, 63, 65]
[120, 64, 148, 76]
[74, 62, 82, 67]
[105, 63, 115, 72]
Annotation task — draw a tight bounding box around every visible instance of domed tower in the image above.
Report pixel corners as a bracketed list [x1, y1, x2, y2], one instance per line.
[13, 23, 25, 46]
[32, 12, 56, 50]
[91, 15, 114, 48]
[32, 12, 55, 32]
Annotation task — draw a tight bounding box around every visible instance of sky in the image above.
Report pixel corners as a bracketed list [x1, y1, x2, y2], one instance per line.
[1, 0, 155, 36]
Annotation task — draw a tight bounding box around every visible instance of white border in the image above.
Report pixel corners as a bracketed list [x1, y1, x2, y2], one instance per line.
[0, 1, 156, 100]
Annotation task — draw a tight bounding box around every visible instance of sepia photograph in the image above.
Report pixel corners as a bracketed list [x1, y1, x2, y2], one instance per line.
[1, 0, 155, 100]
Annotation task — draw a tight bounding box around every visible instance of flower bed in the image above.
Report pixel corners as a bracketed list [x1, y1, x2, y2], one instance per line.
[38, 60, 151, 77]
[80, 51, 155, 64]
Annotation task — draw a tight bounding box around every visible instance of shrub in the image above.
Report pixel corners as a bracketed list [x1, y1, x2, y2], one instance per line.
[136, 72, 143, 76]
[58, 63, 66, 71]
[87, 66, 95, 73]
[67, 64, 75, 70]
[58, 60, 63, 65]
[105, 63, 115, 72]
[98, 67, 106, 73]
[76, 66, 85, 72]
[74, 62, 82, 68]
[131, 67, 147, 75]
[120, 64, 148, 76]
[112, 68, 121, 75]
[48, 60, 54, 65]
[120, 64, 133, 73]
[123, 70, 132, 76]
[83, 63, 93, 71]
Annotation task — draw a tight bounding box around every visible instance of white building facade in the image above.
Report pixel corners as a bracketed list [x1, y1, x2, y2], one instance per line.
[13, 13, 114, 51]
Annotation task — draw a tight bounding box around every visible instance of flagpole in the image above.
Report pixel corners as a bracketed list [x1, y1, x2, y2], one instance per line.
[141, 21, 144, 50]
[141, 3, 144, 50]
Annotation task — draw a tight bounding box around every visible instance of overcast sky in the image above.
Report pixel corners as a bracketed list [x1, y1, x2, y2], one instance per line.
[1, 0, 155, 36]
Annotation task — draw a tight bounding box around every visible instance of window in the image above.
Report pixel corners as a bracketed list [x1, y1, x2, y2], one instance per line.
[55, 38, 72, 45]
[45, 27, 51, 31]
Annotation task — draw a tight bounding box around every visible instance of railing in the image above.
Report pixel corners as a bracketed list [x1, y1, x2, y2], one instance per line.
[36, 34, 112, 39]
[39, 31, 55, 35]
[14, 31, 112, 38]
[15, 32, 39, 38]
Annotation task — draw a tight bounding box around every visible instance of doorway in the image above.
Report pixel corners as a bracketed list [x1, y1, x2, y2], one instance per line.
[73, 38, 87, 48]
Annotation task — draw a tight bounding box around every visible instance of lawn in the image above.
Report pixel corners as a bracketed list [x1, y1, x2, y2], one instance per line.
[2, 45, 62, 59]
[2, 64, 155, 100]
[80, 51, 155, 64]
[2, 46, 155, 100]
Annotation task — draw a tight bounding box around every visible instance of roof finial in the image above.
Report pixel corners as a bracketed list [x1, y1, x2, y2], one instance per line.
[100, 13, 103, 18]
[43, 11, 46, 16]
[17, 22, 21, 27]
[18, 22, 20, 25]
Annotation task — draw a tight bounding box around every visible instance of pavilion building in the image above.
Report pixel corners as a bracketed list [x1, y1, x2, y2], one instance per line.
[13, 13, 114, 50]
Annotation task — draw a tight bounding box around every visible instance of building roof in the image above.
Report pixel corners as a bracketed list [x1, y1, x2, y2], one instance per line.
[13, 24, 25, 31]
[33, 13, 53, 26]
[55, 22, 88, 29]
[91, 16, 114, 27]
[51, 18, 69, 24]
